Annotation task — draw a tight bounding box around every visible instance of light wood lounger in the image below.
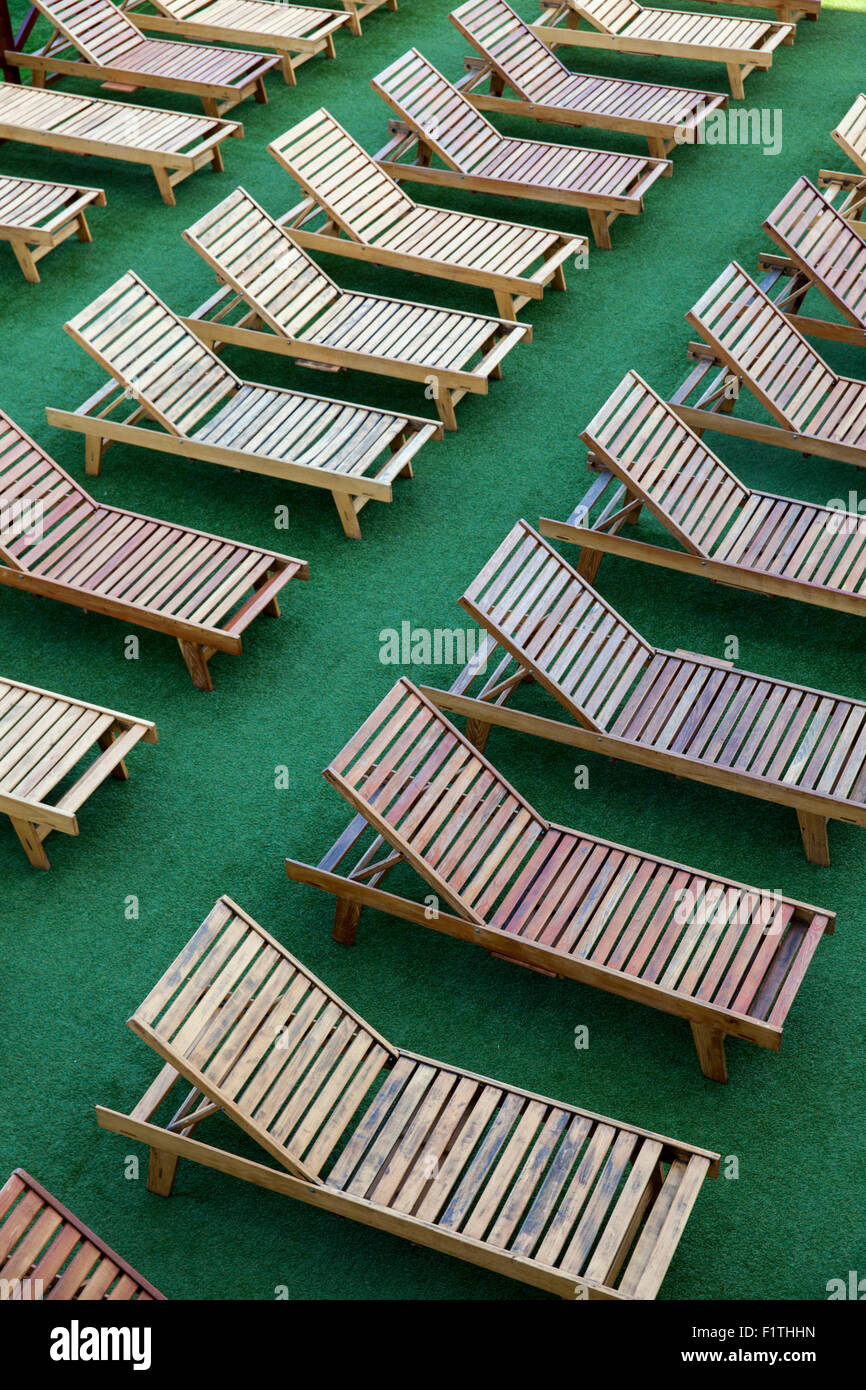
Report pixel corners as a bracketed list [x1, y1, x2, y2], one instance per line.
[530, 0, 794, 100]
[818, 95, 866, 226]
[0, 83, 240, 206]
[423, 518, 866, 865]
[6, 0, 279, 117]
[756, 177, 866, 350]
[451, 0, 727, 161]
[0, 409, 307, 690]
[270, 109, 586, 322]
[119, 0, 350, 86]
[96, 894, 719, 1298]
[371, 49, 670, 250]
[286, 679, 833, 1082]
[48, 272, 442, 540]
[672, 261, 866, 471]
[183, 187, 530, 431]
[0, 675, 156, 868]
[539, 371, 866, 619]
[0, 1169, 165, 1299]
[0, 176, 104, 283]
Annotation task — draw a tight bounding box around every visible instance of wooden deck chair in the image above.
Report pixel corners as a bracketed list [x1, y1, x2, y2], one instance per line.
[422, 518, 866, 865]
[451, 0, 727, 161]
[673, 261, 866, 470]
[0, 1169, 165, 1299]
[0, 675, 156, 869]
[538, 371, 866, 620]
[756, 177, 866, 350]
[269, 109, 585, 322]
[183, 187, 530, 432]
[371, 49, 670, 250]
[5, 0, 279, 118]
[0, 82, 241, 206]
[48, 271, 442, 540]
[0, 176, 105, 283]
[118, 0, 351, 86]
[0, 408, 307, 690]
[818, 95, 866, 225]
[529, 0, 794, 100]
[96, 894, 719, 1299]
[286, 679, 833, 1083]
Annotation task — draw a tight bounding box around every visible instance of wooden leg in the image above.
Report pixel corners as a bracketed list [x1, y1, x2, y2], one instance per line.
[333, 897, 362, 945]
[75, 211, 92, 243]
[9, 240, 40, 284]
[690, 1021, 728, 1082]
[152, 165, 177, 206]
[9, 818, 50, 870]
[436, 389, 458, 432]
[797, 810, 830, 866]
[333, 491, 362, 539]
[347, 5, 362, 35]
[84, 433, 104, 477]
[98, 730, 129, 780]
[624, 490, 643, 525]
[254, 77, 267, 104]
[201, 97, 220, 119]
[280, 53, 297, 85]
[647, 135, 672, 172]
[178, 640, 214, 691]
[210, 146, 225, 174]
[587, 210, 611, 251]
[31, 68, 45, 88]
[551, 263, 567, 292]
[147, 1146, 179, 1197]
[726, 64, 745, 100]
[324, 33, 337, 58]
[577, 547, 603, 584]
[464, 716, 492, 753]
[494, 290, 517, 322]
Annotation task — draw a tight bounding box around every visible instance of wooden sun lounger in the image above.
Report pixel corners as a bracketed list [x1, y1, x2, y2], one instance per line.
[5, 0, 279, 117]
[818, 94, 866, 226]
[270, 108, 586, 322]
[422, 518, 866, 865]
[47, 271, 442, 540]
[0, 675, 156, 868]
[183, 186, 530, 431]
[371, 49, 670, 250]
[538, 371, 866, 619]
[451, 0, 727, 161]
[0, 409, 307, 690]
[0, 83, 240, 206]
[530, 0, 794, 100]
[287, 679, 833, 1082]
[756, 177, 866, 350]
[672, 261, 866, 470]
[119, 0, 350, 86]
[0, 1169, 165, 1299]
[0, 175, 104, 283]
[96, 894, 719, 1298]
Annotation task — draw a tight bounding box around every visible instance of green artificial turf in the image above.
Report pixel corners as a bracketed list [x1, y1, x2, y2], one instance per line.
[2, 0, 865, 1302]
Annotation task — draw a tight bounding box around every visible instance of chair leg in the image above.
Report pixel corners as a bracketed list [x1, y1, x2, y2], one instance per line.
[201, 97, 220, 119]
[690, 1021, 728, 1082]
[84, 434, 104, 477]
[280, 53, 297, 85]
[333, 491, 362, 539]
[10, 240, 40, 283]
[577, 547, 603, 584]
[254, 76, 267, 104]
[147, 1146, 179, 1197]
[435, 389, 458, 432]
[797, 810, 830, 866]
[210, 146, 225, 174]
[464, 716, 492, 753]
[152, 165, 177, 206]
[9, 818, 50, 870]
[726, 64, 746, 100]
[178, 640, 214, 691]
[587, 210, 611, 251]
[333, 897, 362, 945]
[494, 290, 517, 322]
[75, 211, 92, 244]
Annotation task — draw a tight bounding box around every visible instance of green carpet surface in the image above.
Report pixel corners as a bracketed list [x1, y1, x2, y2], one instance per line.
[1, 0, 865, 1300]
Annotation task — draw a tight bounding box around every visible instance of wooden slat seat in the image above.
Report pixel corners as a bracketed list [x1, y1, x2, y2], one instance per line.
[420, 518, 866, 864]
[6, 0, 279, 118]
[539, 371, 866, 618]
[530, 0, 793, 99]
[49, 269, 441, 539]
[451, 0, 727, 159]
[286, 678, 833, 1081]
[96, 894, 719, 1299]
[0, 1169, 164, 1299]
[0, 407, 307, 689]
[0, 674, 156, 868]
[371, 49, 670, 250]
[675, 261, 866, 469]
[0, 82, 240, 206]
[119, 0, 350, 85]
[759, 177, 866, 346]
[0, 176, 105, 283]
[183, 186, 529, 431]
[270, 108, 585, 321]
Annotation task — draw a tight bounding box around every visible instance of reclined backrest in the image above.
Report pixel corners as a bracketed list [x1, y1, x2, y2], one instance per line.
[372, 48, 504, 174]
